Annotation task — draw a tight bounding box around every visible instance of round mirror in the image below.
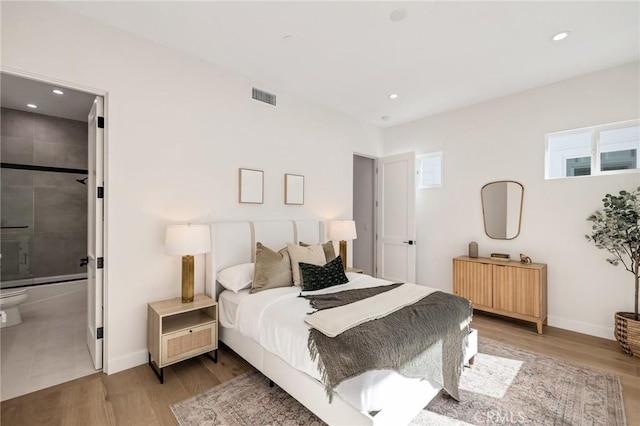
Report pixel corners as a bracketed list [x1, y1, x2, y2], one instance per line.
[481, 181, 524, 240]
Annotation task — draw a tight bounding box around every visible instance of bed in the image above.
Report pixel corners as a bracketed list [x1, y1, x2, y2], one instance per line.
[204, 220, 478, 426]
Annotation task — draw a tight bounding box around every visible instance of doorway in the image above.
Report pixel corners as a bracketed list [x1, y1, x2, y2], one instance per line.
[0, 71, 105, 400]
[352, 154, 376, 276]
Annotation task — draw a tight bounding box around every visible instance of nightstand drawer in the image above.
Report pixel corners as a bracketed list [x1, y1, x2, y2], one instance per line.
[161, 321, 217, 365]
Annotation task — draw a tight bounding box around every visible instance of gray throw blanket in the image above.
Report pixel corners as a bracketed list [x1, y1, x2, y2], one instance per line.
[303, 284, 471, 401]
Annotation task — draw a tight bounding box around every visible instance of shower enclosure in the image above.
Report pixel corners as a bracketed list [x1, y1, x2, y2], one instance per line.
[1, 107, 88, 289]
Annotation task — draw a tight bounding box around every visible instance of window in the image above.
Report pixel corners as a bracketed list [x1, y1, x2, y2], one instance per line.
[545, 119, 639, 179]
[417, 152, 443, 188]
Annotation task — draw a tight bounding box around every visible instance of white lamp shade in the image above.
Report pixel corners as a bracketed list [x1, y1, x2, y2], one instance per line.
[165, 224, 212, 255]
[329, 220, 357, 241]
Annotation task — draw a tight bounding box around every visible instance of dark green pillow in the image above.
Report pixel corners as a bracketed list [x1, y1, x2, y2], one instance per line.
[299, 256, 349, 292]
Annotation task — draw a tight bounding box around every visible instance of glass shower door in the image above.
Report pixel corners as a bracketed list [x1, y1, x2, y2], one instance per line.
[1, 168, 35, 289]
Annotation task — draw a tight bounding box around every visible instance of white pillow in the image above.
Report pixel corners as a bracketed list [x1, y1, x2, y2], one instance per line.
[217, 263, 255, 293]
[287, 243, 326, 286]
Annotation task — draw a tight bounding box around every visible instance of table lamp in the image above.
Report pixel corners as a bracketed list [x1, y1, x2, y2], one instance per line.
[329, 220, 357, 270]
[165, 224, 212, 303]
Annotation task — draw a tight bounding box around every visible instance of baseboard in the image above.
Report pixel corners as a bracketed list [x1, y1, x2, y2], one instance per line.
[106, 349, 148, 375]
[547, 315, 614, 341]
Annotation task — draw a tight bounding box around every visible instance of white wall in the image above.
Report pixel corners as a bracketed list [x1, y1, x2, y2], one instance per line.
[383, 61, 640, 339]
[1, 2, 383, 373]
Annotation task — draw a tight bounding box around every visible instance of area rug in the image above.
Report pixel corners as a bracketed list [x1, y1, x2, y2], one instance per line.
[171, 337, 626, 426]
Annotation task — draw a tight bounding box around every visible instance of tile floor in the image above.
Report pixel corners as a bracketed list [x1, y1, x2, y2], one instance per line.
[0, 280, 98, 401]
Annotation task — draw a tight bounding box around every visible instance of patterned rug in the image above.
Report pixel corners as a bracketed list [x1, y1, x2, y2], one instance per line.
[171, 337, 626, 426]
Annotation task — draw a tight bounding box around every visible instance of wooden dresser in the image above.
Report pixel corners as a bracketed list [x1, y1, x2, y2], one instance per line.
[453, 256, 547, 334]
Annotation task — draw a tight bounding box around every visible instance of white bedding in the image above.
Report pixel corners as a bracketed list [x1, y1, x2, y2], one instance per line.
[219, 272, 440, 412]
[218, 288, 249, 328]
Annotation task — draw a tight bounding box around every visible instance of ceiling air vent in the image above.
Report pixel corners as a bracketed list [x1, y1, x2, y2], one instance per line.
[252, 87, 276, 106]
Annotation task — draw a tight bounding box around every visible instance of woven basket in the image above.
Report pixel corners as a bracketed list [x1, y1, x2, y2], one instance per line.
[614, 312, 640, 358]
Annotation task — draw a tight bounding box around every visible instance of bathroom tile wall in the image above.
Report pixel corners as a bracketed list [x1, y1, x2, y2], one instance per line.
[1, 108, 87, 282]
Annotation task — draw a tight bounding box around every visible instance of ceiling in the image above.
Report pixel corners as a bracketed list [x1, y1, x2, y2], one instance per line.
[1, 73, 96, 122]
[54, 1, 640, 127]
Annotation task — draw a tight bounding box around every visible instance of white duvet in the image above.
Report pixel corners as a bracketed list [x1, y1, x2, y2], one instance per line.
[225, 272, 441, 412]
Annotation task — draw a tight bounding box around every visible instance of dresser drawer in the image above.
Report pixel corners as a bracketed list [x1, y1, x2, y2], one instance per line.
[161, 321, 217, 366]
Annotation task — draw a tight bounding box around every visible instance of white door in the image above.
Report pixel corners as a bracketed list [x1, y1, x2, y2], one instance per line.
[87, 97, 104, 370]
[376, 152, 416, 282]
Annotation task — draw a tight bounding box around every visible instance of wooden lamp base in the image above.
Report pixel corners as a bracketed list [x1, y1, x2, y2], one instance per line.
[339, 240, 347, 270]
[181, 255, 195, 303]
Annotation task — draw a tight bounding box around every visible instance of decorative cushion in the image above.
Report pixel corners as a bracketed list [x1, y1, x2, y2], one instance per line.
[251, 243, 293, 293]
[300, 241, 337, 262]
[299, 256, 349, 291]
[217, 263, 254, 293]
[287, 243, 327, 286]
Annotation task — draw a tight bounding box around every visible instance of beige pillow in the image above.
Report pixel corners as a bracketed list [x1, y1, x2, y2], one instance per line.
[300, 241, 337, 262]
[251, 243, 293, 293]
[287, 243, 326, 286]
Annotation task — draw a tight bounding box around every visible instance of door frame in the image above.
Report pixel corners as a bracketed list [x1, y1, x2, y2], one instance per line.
[1, 66, 110, 373]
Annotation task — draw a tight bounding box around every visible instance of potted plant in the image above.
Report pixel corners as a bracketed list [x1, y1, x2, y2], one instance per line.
[586, 187, 640, 357]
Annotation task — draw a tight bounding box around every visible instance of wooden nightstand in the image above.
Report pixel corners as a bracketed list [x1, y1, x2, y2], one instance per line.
[346, 267, 364, 274]
[147, 294, 218, 383]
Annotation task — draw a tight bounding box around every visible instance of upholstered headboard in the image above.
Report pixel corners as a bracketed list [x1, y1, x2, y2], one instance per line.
[205, 220, 325, 300]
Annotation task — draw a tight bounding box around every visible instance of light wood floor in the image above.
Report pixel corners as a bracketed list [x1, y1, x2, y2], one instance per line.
[2, 312, 639, 425]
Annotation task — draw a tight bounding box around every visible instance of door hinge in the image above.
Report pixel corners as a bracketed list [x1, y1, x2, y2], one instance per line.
[97, 257, 104, 269]
[375, 200, 378, 207]
[98, 116, 104, 129]
[97, 327, 103, 339]
[97, 187, 104, 198]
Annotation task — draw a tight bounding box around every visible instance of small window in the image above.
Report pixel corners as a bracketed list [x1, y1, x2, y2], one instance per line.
[545, 119, 639, 179]
[566, 157, 591, 176]
[417, 152, 443, 189]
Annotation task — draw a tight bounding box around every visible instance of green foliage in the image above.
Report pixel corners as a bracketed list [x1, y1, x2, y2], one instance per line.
[586, 187, 640, 320]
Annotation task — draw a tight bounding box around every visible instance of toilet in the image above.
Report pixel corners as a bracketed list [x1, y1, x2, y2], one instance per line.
[0, 288, 29, 328]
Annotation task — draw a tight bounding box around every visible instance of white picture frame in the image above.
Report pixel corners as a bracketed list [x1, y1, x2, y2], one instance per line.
[239, 168, 264, 204]
[284, 174, 304, 205]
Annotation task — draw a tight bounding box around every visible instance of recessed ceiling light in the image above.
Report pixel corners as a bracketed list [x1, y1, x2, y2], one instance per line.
[27, 103, 38, 109]
[381, 115, 390, 121]
[390, 9, 407, 22]
[389, 93, 399, 99]
[282, 35, 293, 43]
[52, 89, 64, 95]
[552, 31, 570, 41]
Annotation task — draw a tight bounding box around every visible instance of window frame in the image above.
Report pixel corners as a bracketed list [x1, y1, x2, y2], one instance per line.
[416, 151, 443, 189]
[545, 118, 639, 180]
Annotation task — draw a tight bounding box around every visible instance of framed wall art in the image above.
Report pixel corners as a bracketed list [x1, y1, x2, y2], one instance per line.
[239, 168, 264, 204]
[284, 174, 304, 205]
